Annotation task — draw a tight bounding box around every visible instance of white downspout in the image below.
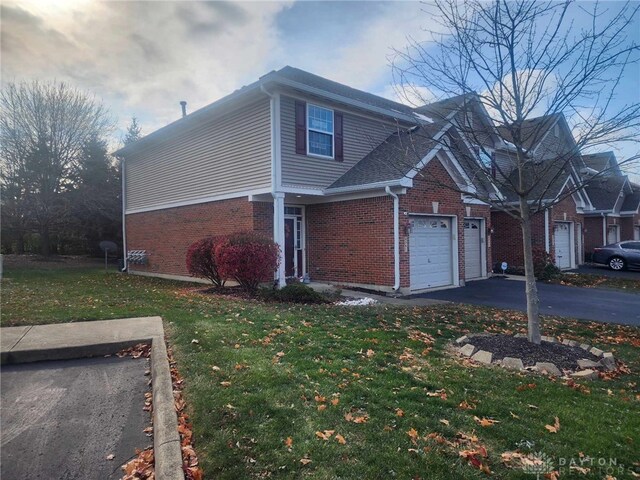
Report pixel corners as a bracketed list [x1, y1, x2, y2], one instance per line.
[544, 209, 550, 253]
[385, 186, 400, 292]
[120, 156, 128, 272]
[601, 213, 606, 245]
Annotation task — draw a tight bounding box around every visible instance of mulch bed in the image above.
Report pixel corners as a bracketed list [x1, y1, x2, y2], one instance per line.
[466, 334, 600, 370]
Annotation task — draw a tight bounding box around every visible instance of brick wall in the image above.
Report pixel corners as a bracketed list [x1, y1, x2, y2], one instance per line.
[620, 214, 640, 240]
[398, 159, 491, 287]
[491, 211, 546, 269]
[126, 197, 264, 276]
[492, 190, 583, 269]
[584, 216, 605, 255]
[306, 196, 395, 287]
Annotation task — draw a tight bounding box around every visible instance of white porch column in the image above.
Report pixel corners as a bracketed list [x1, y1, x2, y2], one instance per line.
[273, 192, 286, 288]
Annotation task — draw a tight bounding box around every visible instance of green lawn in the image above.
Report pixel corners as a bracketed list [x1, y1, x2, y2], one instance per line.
[2, 264, 639, 479]
[549, 272, 640, 293]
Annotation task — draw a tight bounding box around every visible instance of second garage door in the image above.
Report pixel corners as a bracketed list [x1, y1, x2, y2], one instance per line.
[464, 219, 482, 280]
[554, 222, 571, 269]
[410, 216, 453, 290]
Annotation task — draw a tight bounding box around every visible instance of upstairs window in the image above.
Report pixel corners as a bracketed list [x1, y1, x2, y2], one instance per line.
[307, 104, 334, 158]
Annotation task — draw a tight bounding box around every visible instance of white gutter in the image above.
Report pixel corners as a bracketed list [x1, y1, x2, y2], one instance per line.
[544, 209, 550, 253]
[601, 213, 607, 245]
[120, 156, 128, 272]
[385, 186, 401, 291]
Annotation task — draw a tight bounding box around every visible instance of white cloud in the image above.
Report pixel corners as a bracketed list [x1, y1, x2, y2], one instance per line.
[1, 0, 293, 140]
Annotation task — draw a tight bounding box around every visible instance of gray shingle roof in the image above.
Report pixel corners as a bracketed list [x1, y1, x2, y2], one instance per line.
[328, 124, 442, 189]
[621, 190, 640, 212]
[269, 66, 415, 118]
[497, 114, 560, 151]
[584, 176, 627, 210]
[500, 162, 571, 203]
[582, 152, 621, 176]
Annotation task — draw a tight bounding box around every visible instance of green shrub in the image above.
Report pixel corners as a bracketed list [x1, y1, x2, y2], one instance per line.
[260, 283, 329, 304]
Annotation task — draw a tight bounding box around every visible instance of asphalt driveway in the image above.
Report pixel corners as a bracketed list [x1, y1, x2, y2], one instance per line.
[1, 356, 151, 480]
[416, 277, 640, 326]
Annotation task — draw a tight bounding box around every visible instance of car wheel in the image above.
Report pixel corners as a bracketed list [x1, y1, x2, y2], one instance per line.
[608, 257, 626, 271]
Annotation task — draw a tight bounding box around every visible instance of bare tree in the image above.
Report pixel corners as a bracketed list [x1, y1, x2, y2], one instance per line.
[0, 81, 114, 255]
[388, 0, 639, 343]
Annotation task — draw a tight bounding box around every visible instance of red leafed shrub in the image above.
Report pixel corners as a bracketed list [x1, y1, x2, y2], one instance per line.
[214, 232, 280, 292]
[532, 246, 560, 280]
[186, 237, 226, 287]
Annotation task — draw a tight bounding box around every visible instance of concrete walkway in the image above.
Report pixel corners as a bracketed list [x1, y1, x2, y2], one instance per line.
[1, 317, 164, 364]
[0, 317, 184, 480]
[309, 282, 448, 307]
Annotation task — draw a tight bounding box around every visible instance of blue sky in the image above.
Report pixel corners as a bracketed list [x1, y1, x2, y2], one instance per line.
[1, 0, 638, 175]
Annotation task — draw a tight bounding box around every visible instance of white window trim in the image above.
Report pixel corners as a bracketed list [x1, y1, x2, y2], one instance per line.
[306, 103, 335, 160]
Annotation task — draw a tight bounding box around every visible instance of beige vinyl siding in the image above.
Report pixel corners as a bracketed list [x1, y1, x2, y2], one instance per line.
[280, 95, 396, 189]
[125, 97, 271, 211]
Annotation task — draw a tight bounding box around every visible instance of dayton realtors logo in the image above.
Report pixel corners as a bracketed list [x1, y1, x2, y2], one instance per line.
[522, 451, 555, 479]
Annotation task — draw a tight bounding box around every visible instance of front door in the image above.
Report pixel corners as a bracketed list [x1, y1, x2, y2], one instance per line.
[554, 222, 571, 269]
[284, 218, 295, 277]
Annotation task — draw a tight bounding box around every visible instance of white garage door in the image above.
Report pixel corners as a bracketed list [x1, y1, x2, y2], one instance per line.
[410, 216, 453, 290]
[464, 219, 482, 280]
[554, 222, 571, 269]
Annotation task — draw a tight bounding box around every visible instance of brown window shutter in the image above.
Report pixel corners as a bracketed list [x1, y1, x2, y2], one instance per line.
[335, 112, 344, 161]
[295, 101, 306, 154]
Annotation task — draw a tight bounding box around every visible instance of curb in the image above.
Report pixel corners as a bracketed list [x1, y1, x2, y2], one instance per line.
[0, 318, 185, 480]
[151, 337, 185, 480]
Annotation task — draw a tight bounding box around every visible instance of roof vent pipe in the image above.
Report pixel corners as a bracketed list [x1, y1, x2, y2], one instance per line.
[180, 101, 187, 118]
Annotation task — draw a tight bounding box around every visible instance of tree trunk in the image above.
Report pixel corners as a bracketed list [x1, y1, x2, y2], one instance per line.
[15, 232, 25, 255]
[40, 225, 51, 257]
[519, 198, 542, 344]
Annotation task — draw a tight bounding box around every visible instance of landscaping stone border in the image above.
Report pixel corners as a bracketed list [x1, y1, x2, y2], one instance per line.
[454, 334, 617, 380]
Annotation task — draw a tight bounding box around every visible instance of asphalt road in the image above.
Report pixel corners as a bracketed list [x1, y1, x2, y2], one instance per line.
[417, 277, 640, 326]
[1, 356, 151, 480]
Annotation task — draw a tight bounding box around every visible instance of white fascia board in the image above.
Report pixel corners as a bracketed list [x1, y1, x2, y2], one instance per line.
[124, 188, 271, 214]
[323, 178, 412, 195]
[583, 209, 615, 215]
[620, 210, 639, 215]
[267, 76, 417, 124]
[462, 195, 490, 205]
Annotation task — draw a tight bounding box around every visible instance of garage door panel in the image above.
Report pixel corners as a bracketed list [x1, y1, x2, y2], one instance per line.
[410, 217, 453, 290]
[464, 219, 482, 280]
[554, 222, 571, 269]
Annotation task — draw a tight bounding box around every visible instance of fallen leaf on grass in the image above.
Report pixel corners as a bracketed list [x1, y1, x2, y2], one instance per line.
[314, 395, 326, 403]
[366, 349, 375, 357]
[426, 389, 447, 400]
[335, 434, 346, 444]
[396, 408, 404, 417]
[474, 416, 499, 427]
[545, 416, 560, 434]
[300, 458, 312, 465]
[191, 339, 199, 344]
[458, 400, 475, 410]
[317, 404, 327, 411]
[106, 454, 115, 460]
[510, 412, 520, 419]
[407, 428, 419, 444]
[220, 381, 232, 387]
[439, 419, 450, 426]
[315, 430, 335, 441]
[331, 398, 340, 406]
[569, 465, 590, 474]
[284, 437, 293, 448]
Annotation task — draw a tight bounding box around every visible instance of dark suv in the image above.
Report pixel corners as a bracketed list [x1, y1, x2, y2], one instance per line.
[592, 241, 640, 271]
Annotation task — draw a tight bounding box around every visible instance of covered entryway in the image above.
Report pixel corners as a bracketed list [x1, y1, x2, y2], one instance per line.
[464, 219, 483, 280]
[554, 222, 572, 269]
[284, 206, 304, 278]
[409, 216, 454, 290]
